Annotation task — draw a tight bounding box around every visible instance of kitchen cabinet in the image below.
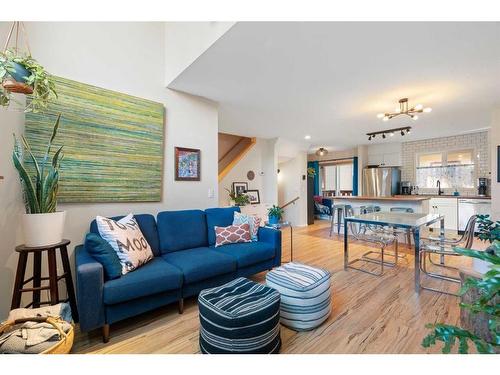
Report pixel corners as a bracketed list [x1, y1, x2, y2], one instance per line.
[429, 197, 458, 232]
[367, 151, 401, 166]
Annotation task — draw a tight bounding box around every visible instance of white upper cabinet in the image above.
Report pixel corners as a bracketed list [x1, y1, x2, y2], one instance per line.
[367, 143, 402, 166]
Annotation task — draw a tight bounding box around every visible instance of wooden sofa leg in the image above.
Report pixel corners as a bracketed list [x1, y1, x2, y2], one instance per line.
[102, 324, 110, 343]
[178, 298, 184, 314]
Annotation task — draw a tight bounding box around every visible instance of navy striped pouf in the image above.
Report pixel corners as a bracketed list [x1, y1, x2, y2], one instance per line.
[198, 277, 281, 354]
[266, 262, 331, 331]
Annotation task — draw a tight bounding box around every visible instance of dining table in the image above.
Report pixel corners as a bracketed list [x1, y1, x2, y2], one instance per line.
[343, 211, 444, 293]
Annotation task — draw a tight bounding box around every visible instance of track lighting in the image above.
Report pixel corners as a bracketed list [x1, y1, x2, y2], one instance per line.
[367, 126, 411, 141]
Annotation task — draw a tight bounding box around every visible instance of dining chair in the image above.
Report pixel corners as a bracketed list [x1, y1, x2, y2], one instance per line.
[418, 215, 477, 295]
[345, 206, 398, 276]
[390, 207, 414, 246]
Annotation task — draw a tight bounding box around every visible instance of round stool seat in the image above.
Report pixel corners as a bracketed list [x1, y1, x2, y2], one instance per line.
[266, 262, 331, 331]
[198, 277, 281, 354]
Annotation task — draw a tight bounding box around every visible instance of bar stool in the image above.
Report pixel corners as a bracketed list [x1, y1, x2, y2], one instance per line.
[330, 204, 350, 236]
[10, 239, 79, 322]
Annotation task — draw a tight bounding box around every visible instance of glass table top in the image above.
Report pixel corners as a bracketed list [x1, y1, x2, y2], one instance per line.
[345, 212, 443, 228]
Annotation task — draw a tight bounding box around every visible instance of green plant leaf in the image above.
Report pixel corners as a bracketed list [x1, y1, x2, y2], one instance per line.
[12, 136, 40, 214]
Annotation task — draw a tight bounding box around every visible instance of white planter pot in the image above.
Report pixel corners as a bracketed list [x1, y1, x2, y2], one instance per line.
[22, 211, 66, 247]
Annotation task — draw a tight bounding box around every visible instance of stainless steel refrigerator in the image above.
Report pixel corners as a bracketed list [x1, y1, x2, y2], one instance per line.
[362, 167, 401, 197]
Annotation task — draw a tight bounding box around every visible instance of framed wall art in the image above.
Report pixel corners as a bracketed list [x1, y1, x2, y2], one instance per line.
[175, 147, 201, 181]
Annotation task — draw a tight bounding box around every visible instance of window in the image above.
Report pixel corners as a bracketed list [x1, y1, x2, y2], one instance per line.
[320, 162, 353, 195]
[416, 150, 475, 189]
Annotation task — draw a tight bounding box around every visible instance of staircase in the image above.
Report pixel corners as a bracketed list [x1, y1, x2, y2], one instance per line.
[218, 133, 256, 181]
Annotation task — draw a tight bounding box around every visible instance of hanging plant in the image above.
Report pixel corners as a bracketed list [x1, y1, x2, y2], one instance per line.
[0, 22, 57, 112]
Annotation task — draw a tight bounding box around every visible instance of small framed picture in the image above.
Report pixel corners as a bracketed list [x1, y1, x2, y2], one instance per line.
[246, 190, 260, 204]
[232, 182, 248, 196]
[175, 147, 201, 181]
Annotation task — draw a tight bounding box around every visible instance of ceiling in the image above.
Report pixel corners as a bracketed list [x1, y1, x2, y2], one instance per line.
[169, 22, 500, 151]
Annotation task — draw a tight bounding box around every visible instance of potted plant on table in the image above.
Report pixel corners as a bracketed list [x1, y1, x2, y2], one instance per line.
[226, 188, 250, 207]
[422, 215, 499, 354]
[268, 205, 284, 225]
[0, 48, 57, 112]
[13, 114, 66, 247]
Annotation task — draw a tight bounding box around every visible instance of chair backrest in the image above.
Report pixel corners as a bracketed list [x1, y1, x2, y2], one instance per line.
[461, 215, 478, 249]
[390, 207, 414, 213]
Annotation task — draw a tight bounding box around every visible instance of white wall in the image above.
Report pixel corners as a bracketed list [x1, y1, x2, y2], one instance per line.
[218, 138, 277, 207]
[491, 110, 500, 221]
[278, 153, 308, 227]
[165, 22, 235, 86]
[0, 22, 220, 318]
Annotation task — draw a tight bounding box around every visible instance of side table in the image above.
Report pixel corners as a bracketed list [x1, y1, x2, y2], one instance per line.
[10, 239, 79, 322]
[265, 221, 293, 262]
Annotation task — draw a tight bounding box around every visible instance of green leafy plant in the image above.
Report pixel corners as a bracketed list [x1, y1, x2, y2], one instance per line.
[0, 49, 57, 112]
[268, 205, 284, 219]
[13, 114, 64, 214]
[422, 215, 500, 354]
[307, 167, 316, 178]
[225, 188, 250, 206]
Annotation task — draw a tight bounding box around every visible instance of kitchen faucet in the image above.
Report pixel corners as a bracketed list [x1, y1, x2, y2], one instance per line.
[437, 180, 444, 195]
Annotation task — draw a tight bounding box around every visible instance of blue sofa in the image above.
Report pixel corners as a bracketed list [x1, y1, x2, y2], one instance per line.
[75, 207, 281, 342]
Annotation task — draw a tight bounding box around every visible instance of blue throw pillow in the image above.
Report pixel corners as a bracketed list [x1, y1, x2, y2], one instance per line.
[84, 232, 122, 280]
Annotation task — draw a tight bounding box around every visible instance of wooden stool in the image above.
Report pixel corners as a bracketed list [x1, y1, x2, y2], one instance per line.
[11, 239, 79, 322]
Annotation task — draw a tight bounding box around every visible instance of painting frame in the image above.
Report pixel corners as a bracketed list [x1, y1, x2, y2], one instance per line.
[246, 189, 260, 204]
[232, 182, 248, 196]
[175, 147, 201, 181]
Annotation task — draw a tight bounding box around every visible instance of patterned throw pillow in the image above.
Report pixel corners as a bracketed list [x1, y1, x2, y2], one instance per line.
[233, 212, 262, 241]
[96, 214, 154, 275]
[214, 223, 252, 247]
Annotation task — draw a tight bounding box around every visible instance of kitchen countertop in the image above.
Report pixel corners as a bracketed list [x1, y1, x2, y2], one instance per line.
[326, 196, 430, 201]
[394, 195, 491, 200]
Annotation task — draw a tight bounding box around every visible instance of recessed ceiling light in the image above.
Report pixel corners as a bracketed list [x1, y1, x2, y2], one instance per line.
[304, 135, 311, 140]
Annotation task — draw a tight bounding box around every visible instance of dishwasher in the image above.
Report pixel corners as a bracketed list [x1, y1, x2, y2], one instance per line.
[458, 199, 491, 231]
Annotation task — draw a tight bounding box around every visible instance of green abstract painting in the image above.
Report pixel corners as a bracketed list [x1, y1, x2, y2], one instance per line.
[25, 76, 164, 203]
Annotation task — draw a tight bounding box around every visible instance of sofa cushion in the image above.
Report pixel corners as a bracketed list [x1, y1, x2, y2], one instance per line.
[103, 258, 182, 305]
[205, 207, 241, 246]
[96, 214, 154, 275]
[84, 232, 122, 280]
[157, 210, 208, 254]
[212, 241, 276, 268]
[215, 223, 251, 247]
[162, 247, 236, 284]
[90, 214, 160, 257]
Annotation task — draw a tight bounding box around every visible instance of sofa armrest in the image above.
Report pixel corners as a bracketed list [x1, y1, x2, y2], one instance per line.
[258, 227, 282, 267]
[75, 244, 106, 332]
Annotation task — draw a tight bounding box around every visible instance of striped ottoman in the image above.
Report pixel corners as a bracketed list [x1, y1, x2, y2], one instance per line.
[198, 277, 281, 354]
[266, 262, 331, 331]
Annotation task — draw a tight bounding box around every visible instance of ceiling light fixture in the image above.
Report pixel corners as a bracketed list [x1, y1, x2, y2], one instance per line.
[376, 98, 431, 121]
[315, 147, 328, 156]
[367, 126, 411, 141]
[304, 135, 311, 140]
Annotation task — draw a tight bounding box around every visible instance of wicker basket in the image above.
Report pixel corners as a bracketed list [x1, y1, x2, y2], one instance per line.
[0, 316, 74, 354]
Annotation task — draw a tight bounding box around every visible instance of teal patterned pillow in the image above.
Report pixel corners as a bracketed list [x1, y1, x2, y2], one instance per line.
[233, 212, 261, 241]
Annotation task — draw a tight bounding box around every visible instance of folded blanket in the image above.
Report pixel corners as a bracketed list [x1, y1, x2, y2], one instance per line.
[6, 303, 72, 324]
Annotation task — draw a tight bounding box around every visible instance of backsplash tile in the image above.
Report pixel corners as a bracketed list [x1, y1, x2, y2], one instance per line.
[401, 131, 490, 196]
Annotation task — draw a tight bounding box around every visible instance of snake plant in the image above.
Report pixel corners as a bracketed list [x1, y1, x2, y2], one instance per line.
[12, 114, 63, 214]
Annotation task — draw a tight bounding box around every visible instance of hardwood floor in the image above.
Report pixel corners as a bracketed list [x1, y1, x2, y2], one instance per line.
[73, 220, 475, 354]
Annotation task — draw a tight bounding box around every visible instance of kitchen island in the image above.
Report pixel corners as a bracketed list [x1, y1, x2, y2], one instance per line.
[325, 195, 431, 214]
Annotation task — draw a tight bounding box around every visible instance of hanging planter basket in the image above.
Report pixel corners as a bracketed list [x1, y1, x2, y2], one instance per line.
[1, 22, 56, 112]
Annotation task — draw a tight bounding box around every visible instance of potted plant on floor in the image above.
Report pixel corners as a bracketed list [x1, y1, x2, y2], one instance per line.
[268, 205, 284, 225]
[0, 48, 57, 112]
[421, 215, 499, 354]
[13, 114, 66, 247]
